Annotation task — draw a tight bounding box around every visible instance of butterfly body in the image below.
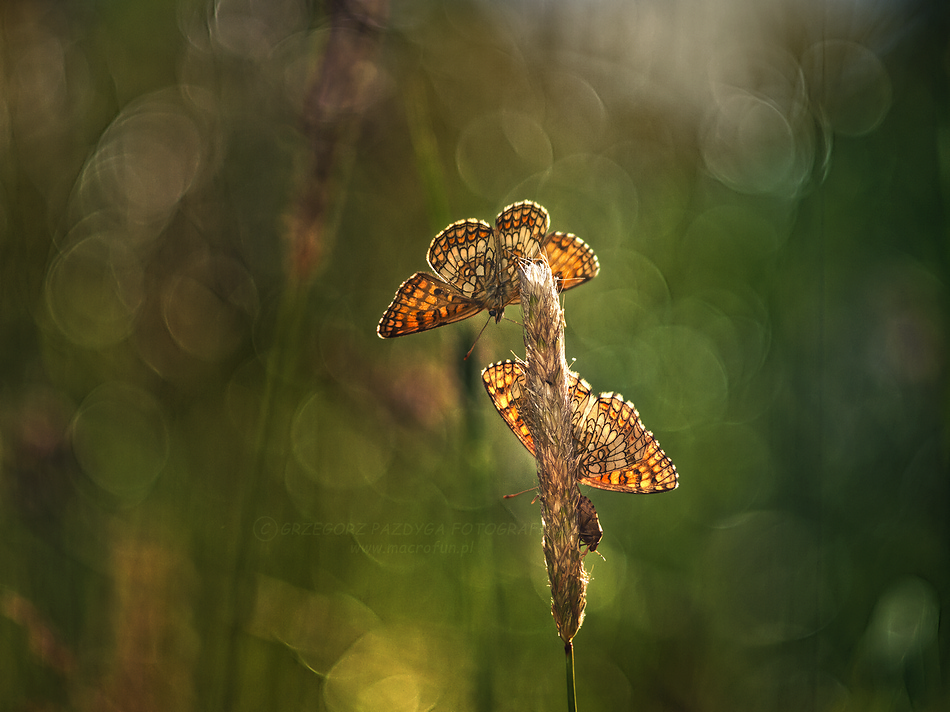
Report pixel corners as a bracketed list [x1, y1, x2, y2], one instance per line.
[481, 360, 678, 494]
[377, 202, 599, 338]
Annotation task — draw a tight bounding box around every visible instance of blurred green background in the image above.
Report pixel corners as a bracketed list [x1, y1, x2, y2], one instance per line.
[1, 0, 948, 710]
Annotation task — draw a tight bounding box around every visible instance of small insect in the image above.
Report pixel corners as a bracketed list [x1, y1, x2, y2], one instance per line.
[377, 201, 599, 338]
[577, 494, 603, 554]
[481, 360, 679, 494]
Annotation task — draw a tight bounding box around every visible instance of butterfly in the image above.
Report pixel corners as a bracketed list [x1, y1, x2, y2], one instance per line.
[577, 494, 603, 553]
[480, 360, 678, 494]
[377, 201, 599, 338]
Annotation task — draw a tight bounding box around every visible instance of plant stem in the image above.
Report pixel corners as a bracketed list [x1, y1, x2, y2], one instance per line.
[565, 641, 578, 712]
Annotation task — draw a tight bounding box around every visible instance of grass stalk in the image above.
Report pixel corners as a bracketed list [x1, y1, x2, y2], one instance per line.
[565, 641, 578, 712]
[518, 257, 588, 707]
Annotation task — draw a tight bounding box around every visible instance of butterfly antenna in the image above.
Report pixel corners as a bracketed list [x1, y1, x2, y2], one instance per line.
[556, 273, 588, 290]
[463, 315, 492, 360]
[503, 486, 538, 500]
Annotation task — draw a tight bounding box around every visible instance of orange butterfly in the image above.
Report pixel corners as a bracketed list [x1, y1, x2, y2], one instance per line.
[377, 201, 599, 338]
[481, 360, 678, 494]
[577, 494, 603, 553]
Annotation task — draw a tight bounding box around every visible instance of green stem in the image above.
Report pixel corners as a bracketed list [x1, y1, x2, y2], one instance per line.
[404, 79, 451, 232]
[218, 280, 307, 710]
[565, 641, 577, 712]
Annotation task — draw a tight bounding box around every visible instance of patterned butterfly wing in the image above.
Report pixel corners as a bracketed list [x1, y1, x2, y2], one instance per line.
[483, 360, 677, 493]
[495, 201, 550, 255]
[377, 272, 483, 338]
[574, 393, 678, 493]
[481, 361, 535, 454]
[544, 232, 600, 291]
[577, 493, 603, 553]
[426, 219, 495, 301]
[568, 372, 595, 434]
[482, 360, 594, 457]
[494, 201, 550, 306]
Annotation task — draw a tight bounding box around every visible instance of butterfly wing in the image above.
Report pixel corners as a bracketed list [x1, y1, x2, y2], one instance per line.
[481, 360, 535, 454]
[483, 361, 677, 492]
[494, 201, 550, 306]
[495, 201, 550, 256]
[377, 272, 483, 338]
[568, 371, 595, 433]
[574, 393, 678, 493]
[544, 231, 600, 291]
[426, 219, 495, 301]
[483, 360, 591, 456]
[586, 443, 678, 493]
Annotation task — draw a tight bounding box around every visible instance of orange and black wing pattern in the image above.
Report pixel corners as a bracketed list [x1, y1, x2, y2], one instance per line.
[482, 361, 678, 494]
[480, 360, 535, 453]
[543, 232, 600, 291]
[377, 272, 483, 338]
[426, 219, 495, 301]
[573, 393, 678, 493]
[379, 202, 599, 338]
